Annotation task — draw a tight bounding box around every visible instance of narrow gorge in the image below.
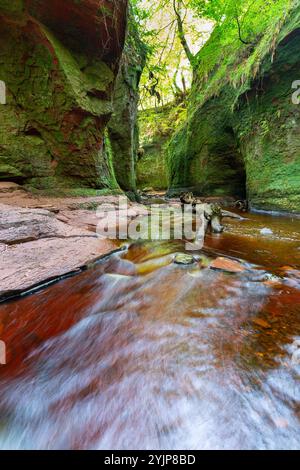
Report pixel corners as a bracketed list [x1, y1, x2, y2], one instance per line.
[0, 0, 299, 452]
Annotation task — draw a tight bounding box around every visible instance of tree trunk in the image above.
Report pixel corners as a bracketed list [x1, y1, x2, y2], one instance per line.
[173, 0, 194, 67]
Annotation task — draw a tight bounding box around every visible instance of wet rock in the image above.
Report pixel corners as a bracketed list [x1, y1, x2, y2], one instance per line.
[142, 187, 155, 193]
[0, 237, 117, 300]
[260, 228, 273, 236]
[180, 195, 225, 235]
[221, 210, 246, 220]
[0, 202, 118, 299]
[0, 204, 92, 245]
[0, 182, 23, 194]
[174, 254, 196, 265]
[261, 273, 283, 287]
[252, 318, 272, 329]
[210, 257, 246, 273]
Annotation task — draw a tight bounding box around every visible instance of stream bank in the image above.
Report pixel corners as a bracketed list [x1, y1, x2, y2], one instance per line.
[0, 183, 131, 299]
[1, 182, 299, 300]
[0, 203, 299, 449]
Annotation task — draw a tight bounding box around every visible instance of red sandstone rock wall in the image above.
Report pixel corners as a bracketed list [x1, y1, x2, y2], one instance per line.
[0, 0, 129, 192]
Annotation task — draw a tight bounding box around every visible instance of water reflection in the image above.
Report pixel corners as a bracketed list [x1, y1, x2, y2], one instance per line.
[0, 213, 299, 449]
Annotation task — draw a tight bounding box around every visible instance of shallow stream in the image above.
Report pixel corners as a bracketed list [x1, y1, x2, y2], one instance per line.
[0, 211, 299, 449]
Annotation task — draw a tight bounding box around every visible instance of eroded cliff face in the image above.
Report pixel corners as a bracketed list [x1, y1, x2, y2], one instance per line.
[168, 4, 300, 213]
[107, 19, 146, 197]
[0, 0, 128, 192]
[137, 103, 186, 191]
[235, 31, 300, 212]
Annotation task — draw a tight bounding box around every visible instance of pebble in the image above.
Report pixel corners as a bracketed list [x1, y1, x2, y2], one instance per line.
[252, 318, 272, 329]
[210, 257, 246, 273]
[260, 228, 273, 235]
[174, 253, 196, 265]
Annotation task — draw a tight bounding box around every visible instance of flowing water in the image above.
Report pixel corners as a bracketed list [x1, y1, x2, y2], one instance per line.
[0, 211, 299, 449]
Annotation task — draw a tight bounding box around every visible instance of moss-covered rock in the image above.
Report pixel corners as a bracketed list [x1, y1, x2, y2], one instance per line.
[137, 103, 186, 191]
[107, 16, 147, 195]
[168, 3, 300, 212]
[235, 30, 300, 212]
[0, 0, 128, 192]
[167, 90, 246, 198]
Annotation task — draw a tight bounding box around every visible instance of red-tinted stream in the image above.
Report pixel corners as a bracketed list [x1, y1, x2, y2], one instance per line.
[0, 212, 299, 449]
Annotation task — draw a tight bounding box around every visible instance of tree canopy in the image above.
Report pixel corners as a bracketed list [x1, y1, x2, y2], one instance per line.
[131, 0, 294, 108]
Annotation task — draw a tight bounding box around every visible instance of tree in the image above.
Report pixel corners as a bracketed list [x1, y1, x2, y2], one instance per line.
[173, 0, 195, 67]
[132, 0, 293, 107]
[132, 0, 210, 106]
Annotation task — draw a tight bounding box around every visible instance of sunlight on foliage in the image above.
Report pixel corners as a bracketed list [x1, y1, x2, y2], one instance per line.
[192, 0, 297, 108]
[132, 0, 298, 110]
[131, 0, 213, 108]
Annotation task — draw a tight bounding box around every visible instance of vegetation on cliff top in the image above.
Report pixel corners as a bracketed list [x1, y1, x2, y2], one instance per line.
[160, 0, 300, 211]
[191, 0, 298, 109]
[132, 0, 297, 108]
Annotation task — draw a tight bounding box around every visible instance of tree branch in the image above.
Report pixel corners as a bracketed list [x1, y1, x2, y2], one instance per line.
[173, 0, 194, 66]
[235, 15, 252, 45]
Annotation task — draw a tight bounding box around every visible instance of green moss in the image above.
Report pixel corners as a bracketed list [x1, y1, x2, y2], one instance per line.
[168, 89, 246, 197]
[0, 8, 121, 191]
[25, 184, 123, 198]
[137, 151, 168, 190]
[168, 3, 300, 212]
[0, 1, 24, 14]
[107, 14, 147, 193]
[42, 26, 114, 116]
[138, 103, 186, 190]
[191, 0, 296, 111]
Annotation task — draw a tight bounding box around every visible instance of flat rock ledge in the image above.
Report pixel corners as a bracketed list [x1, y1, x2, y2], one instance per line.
[0, 191, 135, 300]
